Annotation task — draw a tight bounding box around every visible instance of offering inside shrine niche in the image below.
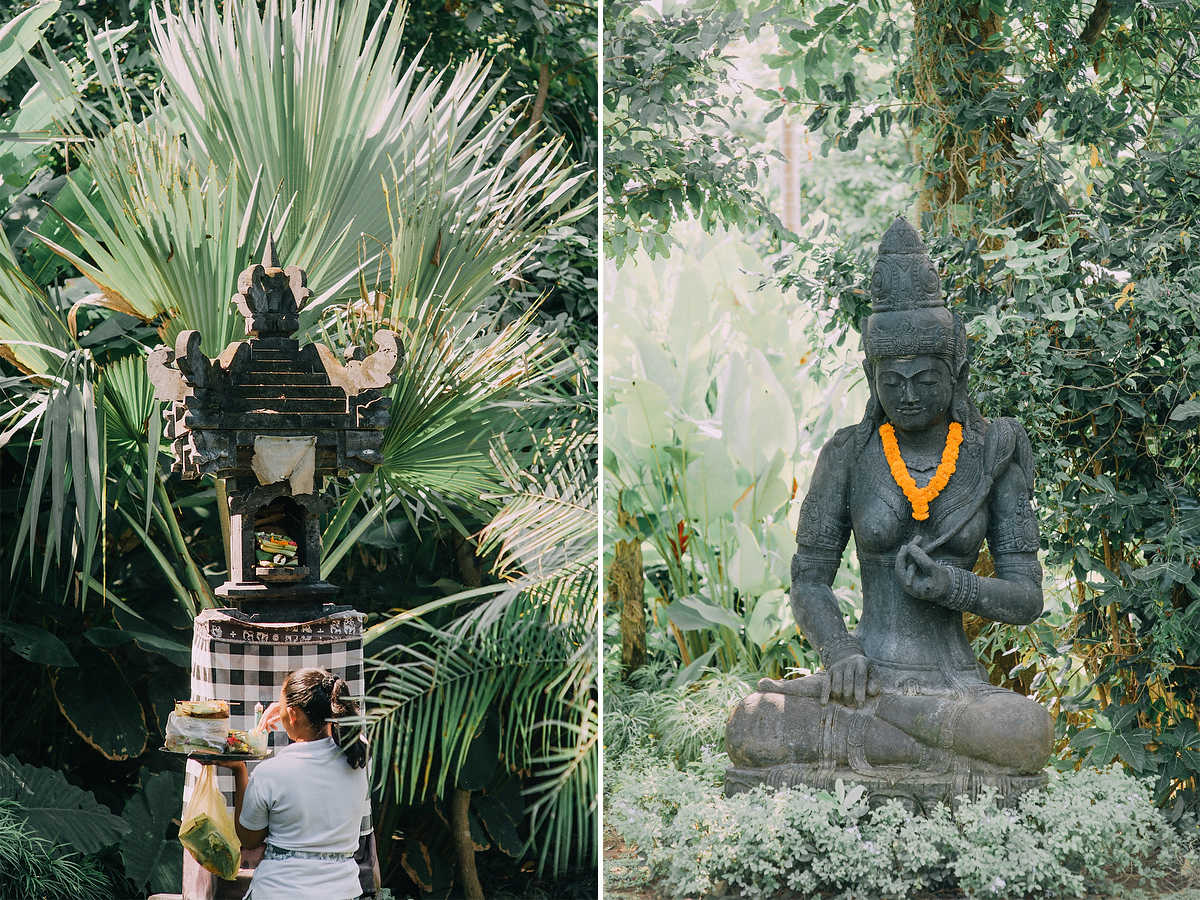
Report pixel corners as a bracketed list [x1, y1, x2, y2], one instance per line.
[255, 532, 298, 567]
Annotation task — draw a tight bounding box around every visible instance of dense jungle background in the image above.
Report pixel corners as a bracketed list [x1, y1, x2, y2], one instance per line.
[0, 0, 597, 896]
[604, 0, 1199, 892]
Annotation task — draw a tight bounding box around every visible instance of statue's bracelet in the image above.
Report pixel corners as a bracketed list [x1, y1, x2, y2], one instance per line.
[941, 566, 980, 614]
[820, 634, 864, 664]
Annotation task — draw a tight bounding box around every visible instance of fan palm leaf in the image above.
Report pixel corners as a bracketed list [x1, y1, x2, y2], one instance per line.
[317, 136, 588, 559]
[150, 0, 531, 293]
[36, 124, 279, 355]
[0, 234, 74, 375]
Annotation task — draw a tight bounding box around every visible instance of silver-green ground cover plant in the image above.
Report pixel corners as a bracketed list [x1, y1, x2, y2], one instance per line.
[609, 750, 1191, 899]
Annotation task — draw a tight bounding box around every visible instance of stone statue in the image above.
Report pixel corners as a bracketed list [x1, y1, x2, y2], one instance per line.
[725, 217, 1053, 810]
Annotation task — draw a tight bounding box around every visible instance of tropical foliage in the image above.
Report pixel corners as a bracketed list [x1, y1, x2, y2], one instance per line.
[762, 0, 1200, 828]
[609, 752, 1190, 900]
[605, 225, 865, 683]
[1, 0, 597, 895]
[603, 1, 790, 264]
[604, 0, 1200, 841]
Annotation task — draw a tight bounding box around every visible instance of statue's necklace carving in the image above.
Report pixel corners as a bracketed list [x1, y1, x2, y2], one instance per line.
[879, 421, 963, 521]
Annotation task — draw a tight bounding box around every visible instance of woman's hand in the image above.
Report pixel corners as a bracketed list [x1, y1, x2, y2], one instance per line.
[896, 538, 951, 601]
[254, 701, 282, 734]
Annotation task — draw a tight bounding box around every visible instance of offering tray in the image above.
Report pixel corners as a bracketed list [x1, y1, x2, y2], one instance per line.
[162, 747, 272, 763]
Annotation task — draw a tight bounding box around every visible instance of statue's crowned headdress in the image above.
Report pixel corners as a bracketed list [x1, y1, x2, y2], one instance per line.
[862, 217, 965, 366]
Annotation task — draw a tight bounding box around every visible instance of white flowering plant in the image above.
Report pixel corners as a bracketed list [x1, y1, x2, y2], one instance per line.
[608, 753, 1194, 899]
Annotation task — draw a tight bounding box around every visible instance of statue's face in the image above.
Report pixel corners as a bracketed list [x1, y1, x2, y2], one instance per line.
[874, 356, 954, 433]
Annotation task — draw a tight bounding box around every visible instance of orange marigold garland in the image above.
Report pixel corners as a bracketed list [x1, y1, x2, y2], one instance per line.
[879, 421, 963, 521]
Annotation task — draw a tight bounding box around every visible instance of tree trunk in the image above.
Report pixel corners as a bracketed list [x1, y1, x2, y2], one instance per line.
[519, 58, 552, 165]
[911, 0, 1005, 218]
[453, 532, 484, 589]
[451, 788, 485, 900]
[607, 495, 646, 677]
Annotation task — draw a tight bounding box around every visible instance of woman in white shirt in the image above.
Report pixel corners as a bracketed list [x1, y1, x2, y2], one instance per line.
[220, 667, 373, 900]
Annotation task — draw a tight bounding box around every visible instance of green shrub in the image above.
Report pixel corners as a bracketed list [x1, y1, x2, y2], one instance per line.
[0, 798, 112, 900]
[609, 756, 1192, 900]
[604, 663, 753, 765]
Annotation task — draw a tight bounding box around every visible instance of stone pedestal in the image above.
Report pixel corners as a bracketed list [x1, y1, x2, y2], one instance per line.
[179, 608, 368, 900]
[725, 763, 1048, 814]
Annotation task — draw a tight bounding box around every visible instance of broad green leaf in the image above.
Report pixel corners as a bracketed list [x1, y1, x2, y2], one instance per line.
[1084, 729, 1154, 773]
[474, 793, 522, 858]
[1169, 398, 1200, 422]
[0, 1, 60, 79]
[0, 753, 130, 854]
[85, 625, 190, 668]
[727, 522, 769, 597]
[0, 621, 77, 667]
[120, 771, 184, 895]
[51, 646, 148, 761]
[746, 588, 791, 647]
[401, 841, 453, 894]
[456, 715, 500, 792]
[664, 594, 743, 632]
[669, 645, 720, 689]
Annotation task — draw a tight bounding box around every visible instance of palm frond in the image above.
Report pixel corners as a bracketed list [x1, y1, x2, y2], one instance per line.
[7, 349, 104, 602]
[149, 0, 559, 293]
[0, 233, 75, 374]
[363, 592, 594, 876]
[36, 124, 274, 355]
[362, 357, 598, 877]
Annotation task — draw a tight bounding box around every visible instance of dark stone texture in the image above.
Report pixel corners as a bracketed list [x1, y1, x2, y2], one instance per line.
[147, 241, 401, 620]
[725, 218, 1053, 808]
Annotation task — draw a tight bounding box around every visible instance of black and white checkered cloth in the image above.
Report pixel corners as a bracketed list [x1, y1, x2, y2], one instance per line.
[182, 608, 371, 836]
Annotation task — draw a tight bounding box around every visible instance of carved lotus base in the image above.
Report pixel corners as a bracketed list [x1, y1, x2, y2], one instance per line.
[724, 764, 1048, 814]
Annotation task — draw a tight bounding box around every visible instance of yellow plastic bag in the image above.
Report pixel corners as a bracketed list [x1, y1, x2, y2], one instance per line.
[178, 765, 241, 880]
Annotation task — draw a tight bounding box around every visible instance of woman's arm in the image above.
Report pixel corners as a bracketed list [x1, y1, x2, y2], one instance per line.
[221, 761, 269, 849]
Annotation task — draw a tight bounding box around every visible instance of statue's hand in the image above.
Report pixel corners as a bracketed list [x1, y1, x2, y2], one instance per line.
[896, 539, 951, 601]
[823, 654, 879, 709]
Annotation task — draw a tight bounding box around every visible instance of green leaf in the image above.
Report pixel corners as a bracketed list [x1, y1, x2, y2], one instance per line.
[401, 840, 434, 893]
[86, 620, 190, 668]
[474, 793, 522, 858]
[401, 840, 453, 893]
[51, 646, 148, 761]
[670, 646, 720, 690]
[467, 806, 490, 852]
[666, 594, 744, 632]
[1169, 398, 1200, 422]
[1084, 729, 1154, 772]
[147, 667, 191, 734]
[0, 621, 77, 667]
[0, 753, 130, 854]
[0, 1, 60, 80]
[456, 714, 500, 792]
[746, 588, 791, 647]
[120, 771, 184, 895]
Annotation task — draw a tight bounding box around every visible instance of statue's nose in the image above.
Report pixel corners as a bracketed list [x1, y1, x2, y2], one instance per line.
[901, 381, 920, 403]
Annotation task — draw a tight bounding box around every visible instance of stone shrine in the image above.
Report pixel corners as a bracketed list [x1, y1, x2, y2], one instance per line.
[148, 240, 400, 898]
[725, 217, 1053, 812]
[148, 238, 401, 619]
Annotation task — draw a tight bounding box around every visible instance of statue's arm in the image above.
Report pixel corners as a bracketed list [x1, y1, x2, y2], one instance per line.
[976, 450, 1044, 625]
[789, 428, 859, 662]
[905, 445, 1043, 624]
